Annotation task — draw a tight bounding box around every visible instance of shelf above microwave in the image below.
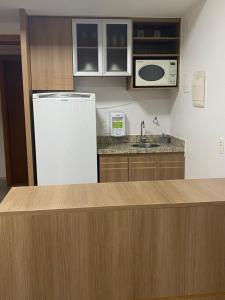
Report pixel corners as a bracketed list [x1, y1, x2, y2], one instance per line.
[133, 53, 179, 58]
[128, 18, 181, 90]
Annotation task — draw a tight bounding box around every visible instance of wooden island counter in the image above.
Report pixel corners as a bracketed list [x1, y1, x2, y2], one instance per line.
[1, 179, 225, 300]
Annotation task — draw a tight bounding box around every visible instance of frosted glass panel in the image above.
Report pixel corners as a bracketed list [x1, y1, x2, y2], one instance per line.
[107, 49, 127, 72]
[106, 24, 128, 73]
[76, 23, 99, 73]
[77, 48, 98, 72]
[77, 24, 98, 47]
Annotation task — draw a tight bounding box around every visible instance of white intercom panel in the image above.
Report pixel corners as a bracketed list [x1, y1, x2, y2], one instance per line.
[110, 112, 126, 137]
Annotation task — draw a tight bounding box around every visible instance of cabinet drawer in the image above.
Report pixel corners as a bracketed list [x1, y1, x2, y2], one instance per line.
[100, 156, 129, 167]
[99, 156, 129, 182]
[129, 155, 157, 182]
[100, 168, 129, 183]
[157, 153, 185, 180]
[156, 153, 185, 161]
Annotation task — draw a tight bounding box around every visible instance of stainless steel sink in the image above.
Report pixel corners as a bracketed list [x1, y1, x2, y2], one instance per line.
[132, 143, 160, 149]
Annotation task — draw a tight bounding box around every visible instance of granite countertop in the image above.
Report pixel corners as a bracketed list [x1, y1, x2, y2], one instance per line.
[97, 135, 185, 155]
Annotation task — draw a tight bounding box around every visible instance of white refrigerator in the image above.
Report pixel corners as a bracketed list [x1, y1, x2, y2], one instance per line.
[33, 92, 98, 186]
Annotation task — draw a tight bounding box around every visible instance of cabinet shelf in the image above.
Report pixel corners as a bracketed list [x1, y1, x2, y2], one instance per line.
[133, 53, 179, 57]
[133, 37, 179, 41]
[107, 47, 127, 49]
[77, 46, 98, 49]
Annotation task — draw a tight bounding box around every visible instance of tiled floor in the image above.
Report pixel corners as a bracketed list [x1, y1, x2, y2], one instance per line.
[0, 187, 10, 203]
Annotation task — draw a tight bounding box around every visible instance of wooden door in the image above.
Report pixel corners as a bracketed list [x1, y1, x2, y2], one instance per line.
[102, 19, 132, 76]
[29, 17, 74, 90]
[156, 153, 185, 180]
[72, 19, 103, 76]
[99, 155, 129, 182]
[0, 209, 133, 300]
[0, 58, 28, 186]
[134, 206, 225, 300]
[129, 155, 157, 181]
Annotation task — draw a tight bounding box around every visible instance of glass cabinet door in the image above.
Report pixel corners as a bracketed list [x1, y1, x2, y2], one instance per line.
[102, 20, 132, 76]
[73, 19, 102, 76]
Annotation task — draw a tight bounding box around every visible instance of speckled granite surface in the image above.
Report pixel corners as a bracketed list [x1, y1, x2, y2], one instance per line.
[97, 135, 185, 155]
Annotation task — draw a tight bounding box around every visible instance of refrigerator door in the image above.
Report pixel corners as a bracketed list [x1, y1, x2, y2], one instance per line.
[33, 94, 97, 185]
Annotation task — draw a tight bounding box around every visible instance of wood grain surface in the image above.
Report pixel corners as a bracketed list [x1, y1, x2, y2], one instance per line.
[20, 9, 35, 185]
[1, 178, 225, 214]
[134, 206, 225, 299]
[0, 209, 133, 300]
[0, 179, 225, 299]
[29, 17, 74, 90]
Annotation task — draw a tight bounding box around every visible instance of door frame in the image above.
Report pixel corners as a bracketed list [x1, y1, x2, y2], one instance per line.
[0, 56, 23, 186]
[0, 35, 21, 186]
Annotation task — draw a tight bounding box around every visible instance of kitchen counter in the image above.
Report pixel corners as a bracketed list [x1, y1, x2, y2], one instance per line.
[1, 179, 225, 300]
[97, 135, 185, 155]
[0, 178, 225, 215]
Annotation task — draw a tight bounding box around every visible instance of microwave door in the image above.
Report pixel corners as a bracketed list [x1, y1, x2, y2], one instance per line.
[136, 63, 167, 87]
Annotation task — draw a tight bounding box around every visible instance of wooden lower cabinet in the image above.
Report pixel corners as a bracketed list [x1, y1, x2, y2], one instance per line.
[99, 156, 129, 182]
[157, 152, 185, 180]
[99, 153, 185, 182]
[1, 205, 225, 300]
[129, 155, 157, 181]
[0, 209, 133, 300]
[134, 206, 225, 300]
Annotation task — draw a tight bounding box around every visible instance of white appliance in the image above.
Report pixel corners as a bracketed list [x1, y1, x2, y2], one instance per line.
[33, 92, 98, 186]
[110, 112, 126, 137]
[135, 59, 177, 87]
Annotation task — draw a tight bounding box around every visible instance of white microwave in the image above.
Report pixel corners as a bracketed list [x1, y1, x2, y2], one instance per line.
[135, 59, 177, 87]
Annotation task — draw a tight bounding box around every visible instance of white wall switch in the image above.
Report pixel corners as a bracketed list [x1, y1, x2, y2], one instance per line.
[219, 138, 224, 154]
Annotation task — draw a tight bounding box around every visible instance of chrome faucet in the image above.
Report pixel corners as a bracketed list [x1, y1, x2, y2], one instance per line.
[140, 121, 146, 143]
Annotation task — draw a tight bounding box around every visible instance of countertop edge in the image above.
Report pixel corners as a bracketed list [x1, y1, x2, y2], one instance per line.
[1, 201, 225, 217]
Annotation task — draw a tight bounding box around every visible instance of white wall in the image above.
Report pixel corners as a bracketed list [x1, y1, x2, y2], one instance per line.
[75, 77, 172, 136]
[170, 0, 225, 179]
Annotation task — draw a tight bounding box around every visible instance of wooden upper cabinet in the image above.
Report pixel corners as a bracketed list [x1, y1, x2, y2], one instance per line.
[29, 17, 74, 91]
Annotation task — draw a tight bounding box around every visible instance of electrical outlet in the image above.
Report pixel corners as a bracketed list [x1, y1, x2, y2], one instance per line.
[219, 138, 224, 154]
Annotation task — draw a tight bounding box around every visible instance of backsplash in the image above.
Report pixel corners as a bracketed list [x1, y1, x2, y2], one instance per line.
[75, 77, 172, 136]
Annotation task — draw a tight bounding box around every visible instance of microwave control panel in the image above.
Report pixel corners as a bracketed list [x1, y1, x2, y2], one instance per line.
[168, 61, 177, 86]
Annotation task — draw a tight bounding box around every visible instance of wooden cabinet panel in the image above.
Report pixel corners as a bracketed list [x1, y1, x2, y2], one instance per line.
[99, 155, 129, 182]
[156, 153, 185, 180]
[0, 209, 133, 300]
[134, 206, 225, 300]
[99, 153, 185, 183]
[184, 206, 225, 296]
[29, 17, 74, 90]
[20, 10, 35, 185]
[129, 155, 157, 181]
[134, 207, 186, 299]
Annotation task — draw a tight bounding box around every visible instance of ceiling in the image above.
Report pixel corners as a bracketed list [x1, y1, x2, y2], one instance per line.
[0, 0, 202, 18]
